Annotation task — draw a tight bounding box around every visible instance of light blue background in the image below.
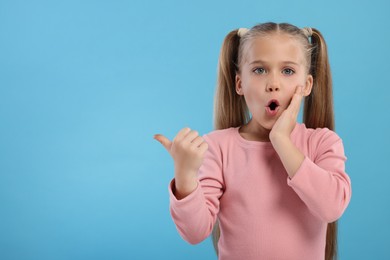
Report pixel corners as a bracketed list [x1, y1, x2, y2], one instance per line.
[1, 0, 389, 259]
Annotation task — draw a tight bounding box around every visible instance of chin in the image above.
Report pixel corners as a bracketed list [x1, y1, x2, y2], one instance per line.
[264, 123, 275, 131]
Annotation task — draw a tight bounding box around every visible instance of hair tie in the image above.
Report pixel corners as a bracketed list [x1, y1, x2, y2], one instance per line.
[237, 28, 249, 37]
[302, 27, 313, 37]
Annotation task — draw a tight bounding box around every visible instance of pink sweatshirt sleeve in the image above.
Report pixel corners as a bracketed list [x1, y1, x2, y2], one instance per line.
[169, 135, 224, 244]
[288, 130, 352, 223]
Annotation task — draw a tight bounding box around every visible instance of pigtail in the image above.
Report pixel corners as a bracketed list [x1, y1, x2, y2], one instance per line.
[212, 29, 250, 255]
[303, 28, 337, 260]
[303, 28, 335, 131]
[214, 30, 250, 130]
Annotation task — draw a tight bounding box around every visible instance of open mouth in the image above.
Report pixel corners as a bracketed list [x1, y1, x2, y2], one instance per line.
[267, 99, 280, 111]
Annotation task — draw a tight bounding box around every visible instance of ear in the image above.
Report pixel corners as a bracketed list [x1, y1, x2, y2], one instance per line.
[303, 74, 313, 96]
[235, 74, 244, 95]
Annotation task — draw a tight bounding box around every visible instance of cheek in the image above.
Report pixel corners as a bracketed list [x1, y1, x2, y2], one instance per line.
[282, 76, 306, 91]
[242, 84, 263, 103]
[243, 93, 265, 115]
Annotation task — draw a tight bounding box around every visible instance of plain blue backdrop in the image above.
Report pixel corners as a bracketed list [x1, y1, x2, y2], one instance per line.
[1, 0, 389, 259]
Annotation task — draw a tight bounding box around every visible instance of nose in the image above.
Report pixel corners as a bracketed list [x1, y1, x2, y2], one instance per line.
[266, 73, 280, 92]
[266, 84, 280, 92]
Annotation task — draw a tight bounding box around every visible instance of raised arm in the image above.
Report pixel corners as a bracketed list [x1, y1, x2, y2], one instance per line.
[155, 129, 224, 244]
[269, 87, 351, 222]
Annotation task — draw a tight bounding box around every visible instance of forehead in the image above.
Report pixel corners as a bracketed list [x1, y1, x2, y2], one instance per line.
[243, 33, 306, 64]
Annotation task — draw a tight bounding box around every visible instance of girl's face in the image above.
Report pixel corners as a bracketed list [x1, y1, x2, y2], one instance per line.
[236, 32, 313, 134]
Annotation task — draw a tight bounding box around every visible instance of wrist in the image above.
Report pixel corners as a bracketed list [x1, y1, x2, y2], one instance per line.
[269, 131, 290, 147]
[173, 168, 198, 199]
[173, 177, 198, 200]
[269, 134, 304, 178]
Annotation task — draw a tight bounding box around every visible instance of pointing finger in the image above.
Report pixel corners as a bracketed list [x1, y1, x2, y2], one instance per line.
[154, 134, 172, 152]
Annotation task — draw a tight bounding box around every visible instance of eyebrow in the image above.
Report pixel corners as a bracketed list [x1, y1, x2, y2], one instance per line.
[249, 60, 300, 66]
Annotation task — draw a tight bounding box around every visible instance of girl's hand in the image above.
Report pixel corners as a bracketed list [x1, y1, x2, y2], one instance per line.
[270, 86, 304, 142]
[154, 127, 208, 199]
[269, 86, 305, 178]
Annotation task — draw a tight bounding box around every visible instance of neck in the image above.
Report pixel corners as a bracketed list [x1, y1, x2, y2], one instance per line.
[239, 120, 271, 142]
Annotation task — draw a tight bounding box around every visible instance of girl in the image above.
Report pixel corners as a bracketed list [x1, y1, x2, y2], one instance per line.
[154, 22, 351, 260]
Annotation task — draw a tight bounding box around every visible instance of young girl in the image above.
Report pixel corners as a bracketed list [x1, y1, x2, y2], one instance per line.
[154, 22, 351, 260]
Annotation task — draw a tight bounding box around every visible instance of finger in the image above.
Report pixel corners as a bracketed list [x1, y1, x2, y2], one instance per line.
[198, 142, 209, 154]
[289, 86, 304, 113]
[190, 135, 205, 147]
[296, 84, 304, 94]
[175, 127, 192, 142]
[154, 134, 172, 151]
[184, 130, 200, 143]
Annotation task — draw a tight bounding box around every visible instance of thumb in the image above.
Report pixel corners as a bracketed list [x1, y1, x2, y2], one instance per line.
[154, 134, 172, 152]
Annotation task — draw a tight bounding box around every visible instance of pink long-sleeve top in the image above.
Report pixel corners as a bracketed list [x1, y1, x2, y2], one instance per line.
[169, 123, 352, 260]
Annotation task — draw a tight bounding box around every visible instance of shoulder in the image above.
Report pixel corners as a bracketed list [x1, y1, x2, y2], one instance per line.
[198, 128, 237, 162]
[292, 123, 344, 158]
[202, 127, 238, 151]
[293, 123, 342, 144]
[203, 127, 237, 143]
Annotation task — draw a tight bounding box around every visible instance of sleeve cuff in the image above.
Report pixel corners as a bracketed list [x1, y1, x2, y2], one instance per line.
[168, 179, 201, 205]
[287, 156, 311, 186]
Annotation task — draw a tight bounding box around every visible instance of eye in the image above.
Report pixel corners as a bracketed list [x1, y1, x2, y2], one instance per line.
[282, 68, 295, 75]
[253, 67, 266, 74]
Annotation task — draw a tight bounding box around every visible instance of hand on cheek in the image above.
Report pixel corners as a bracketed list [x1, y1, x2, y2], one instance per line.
[269, 86, 304, 142]
[269, 85, 306, 179]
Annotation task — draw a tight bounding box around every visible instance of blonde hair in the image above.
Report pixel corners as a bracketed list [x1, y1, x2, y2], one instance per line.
[212, 22, 337, 260]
